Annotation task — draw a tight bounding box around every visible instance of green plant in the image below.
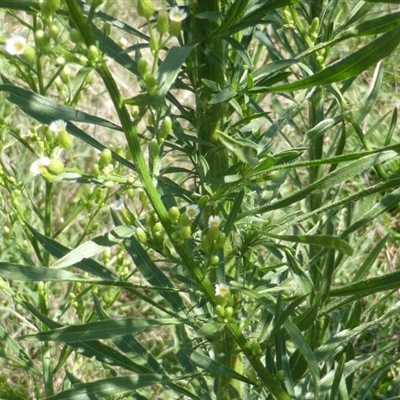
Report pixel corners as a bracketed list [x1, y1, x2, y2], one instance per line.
[1, 0, 400, 399]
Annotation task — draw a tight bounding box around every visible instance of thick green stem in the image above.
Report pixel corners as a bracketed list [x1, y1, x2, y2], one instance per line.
[190, 1, 229, 182]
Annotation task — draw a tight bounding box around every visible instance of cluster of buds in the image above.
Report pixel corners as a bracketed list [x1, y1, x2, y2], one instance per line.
[214, 283, 234, 323]
[201, 215, 226, 257]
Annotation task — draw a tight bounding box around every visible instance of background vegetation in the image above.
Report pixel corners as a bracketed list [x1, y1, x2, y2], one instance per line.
[1, 0, 400, 399]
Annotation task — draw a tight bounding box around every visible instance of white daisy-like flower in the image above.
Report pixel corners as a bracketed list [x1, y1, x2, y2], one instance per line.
[169, 6, 187, 22]
[208, 215, 221, 228]
[215, 283, 230, 297]
[49, 120, 67, 134]
[5, 35, 27, 55]
[30, 157, 51, 176]
[186, 204, 200, 220]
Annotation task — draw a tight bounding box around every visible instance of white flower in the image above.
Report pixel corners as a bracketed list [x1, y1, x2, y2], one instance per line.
[169, 6, 187, 22]
[111, 198, 125, 211]
[186, 204, 200, 220]
[5, 35, 27, 55]
[49, 120, 67, 134]
[118, 37, 128, 49]
[30, 157, 51, 176]
[215, 283, 230, 297]
[208, 215, 221, 228]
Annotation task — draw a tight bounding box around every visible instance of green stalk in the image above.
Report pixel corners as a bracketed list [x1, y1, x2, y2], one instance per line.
[65, 1, 215, 302]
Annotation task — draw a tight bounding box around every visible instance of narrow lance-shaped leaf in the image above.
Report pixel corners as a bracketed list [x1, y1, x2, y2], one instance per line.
[268, 24, 400, 92]
[45, 375, 164, 400]
[21, 317, 181, 342]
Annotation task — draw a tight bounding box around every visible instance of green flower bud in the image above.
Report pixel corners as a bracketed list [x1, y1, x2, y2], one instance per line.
[152, 222, 163, 234]
[210, 255, 219, 265]
[169, 21, 182, 37]
[58, 129, 73, 149]
[55, 56, 66, 66]
[60, 65, 72, 84]
[136, 227, 147, 244]
[88, 45, 100, 63]
[207, 226, 219, 242]
[215, 305, 225, 318]
[149, 138, 159, 159]
[41, 0, 60, 18]
[22, 46, 36, 63]
[145, 75, 157, 91]
[137, 0, 154, 20]
[127, 188, 135, 199]
[179, 212, 191, 227]
[160, 116, 172, 140]
[179, 225, 191, 240]
[216, 232, 226, 248]
[145, 211, 157, 228]
[157, 10, 169, 35]
[224, 306, 234, 319]
[275, 370, 285, 382]
[251, 340, 262, 356]
[201, 235, 210, 253]
[99, 148, 112, 170]
[137, 58, 149, 77]
[47, 158, 64, 175]
[168, 206, 180, 222]
[34, 29, 48, 47]
[69, 28, 81, 44]
[49, 23, 60, 39]
[92, 163, 100, 176]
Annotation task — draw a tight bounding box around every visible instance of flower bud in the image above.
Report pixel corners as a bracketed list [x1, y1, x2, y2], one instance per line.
[168, 206, 180, 222]
[34, 29, 48, 47]
[216, 232, 226, 248]
[137, 58, 149, 77]
[157, 10, 169, 35]
[169, 21, 182, 37]
[47, 158, 64, 175]
[207, 226, 219, 242]
[179, 225, 191, 240]
[210, 255, 219, 265]
[49, 23, 60, 39]
[88, 45, 100, 63]
[149, 138, 159, 159]
[99, 148, 112, 170]
[69, 28, 81, 44]
[58, 129, 73, 149]
[159, 116, 172, 140]
[22, 46, 36, 63]
[224, 306, 234, 319]
[137, 0, 154, 20]
[60, 65, 72, 84]
[41, 0, 60, 18]
[215, 305, 225, 318]
[201, 235, 210, 253]
[136, 227, 147, 244]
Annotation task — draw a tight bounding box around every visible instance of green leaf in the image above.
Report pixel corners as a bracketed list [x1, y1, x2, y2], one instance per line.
[51, 226, 136, 269]
[218, 131, 258, 166]
[196, 321, 224, 337]
[21, 318, 180, 342]
[190, 350, 253, 384]
[0, 262, 101, 283]
[27, 224, 119, 281]
[209, 85, 237, 104]
[330, 270, 400, 297]
[123, 234, 184, 311]
[269, 24, 400, 92]
[45, 375, 164, 400]
[266, 234, 353, 255]
[0, 81, 121, 131]
[157, 45, 196, 97]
